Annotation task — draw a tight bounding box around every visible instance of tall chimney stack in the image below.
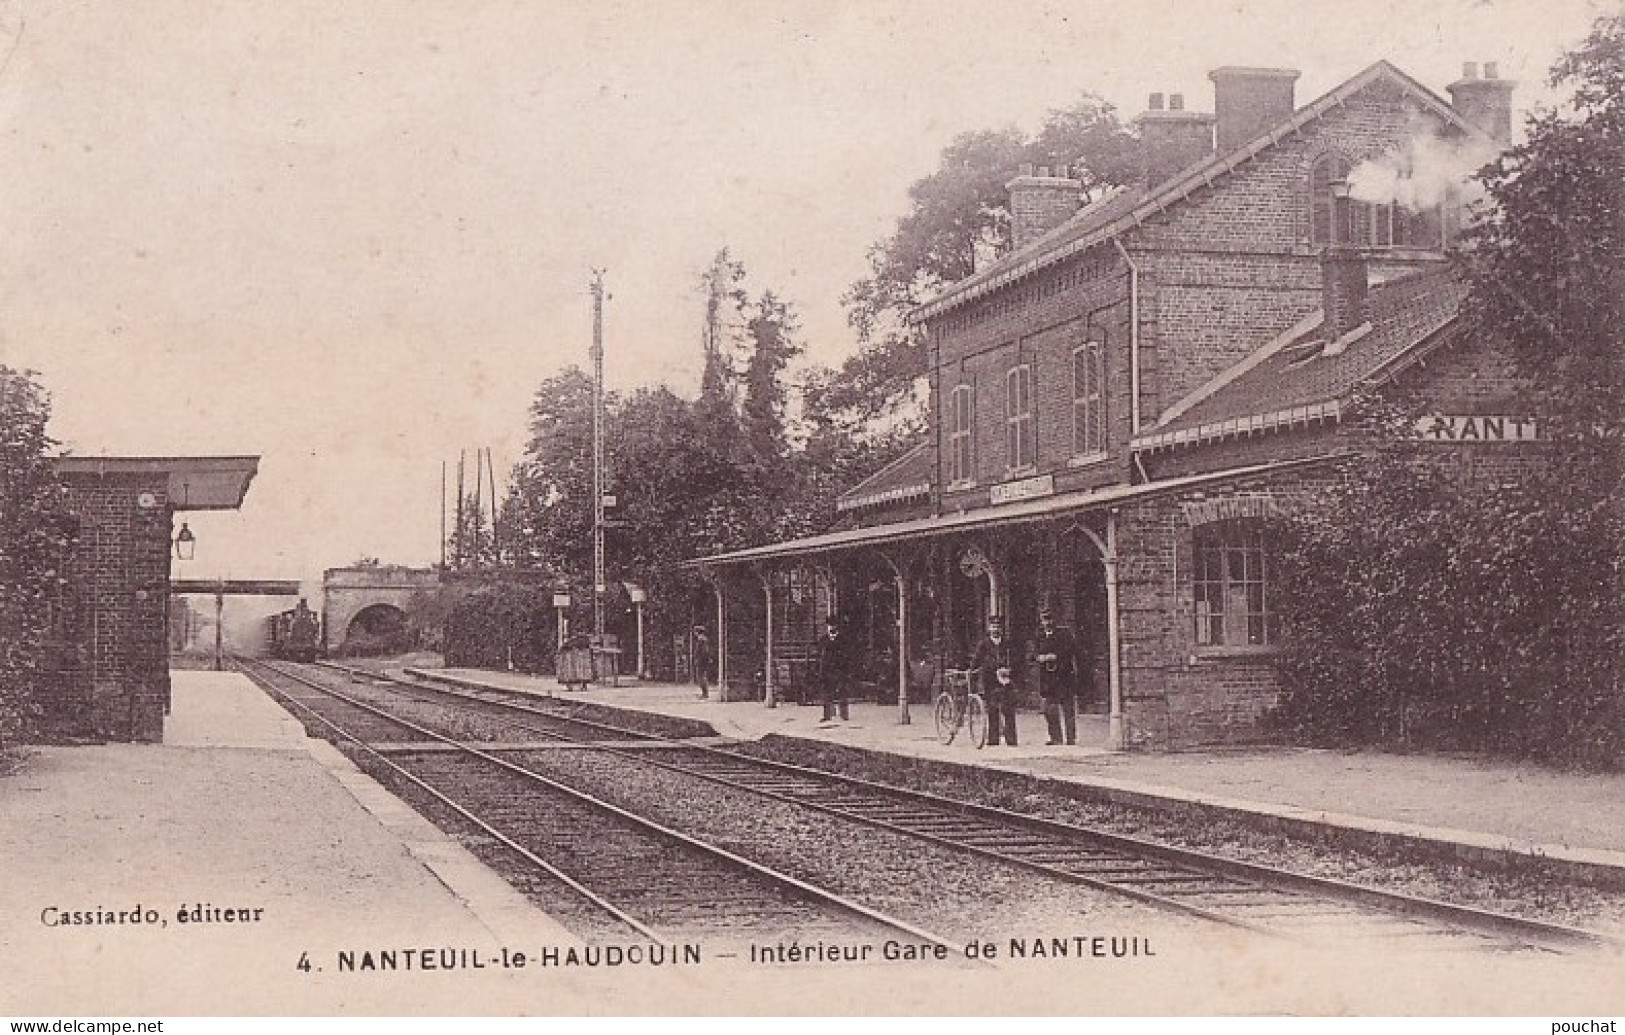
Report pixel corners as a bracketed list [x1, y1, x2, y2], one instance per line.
[1209, 67, 1300, 152]
[1448, 60, 1516, 146]
[1006, 163, 1083, 252]
[1321, 182, 1368, 343]
[1136, 92, 1214, 187]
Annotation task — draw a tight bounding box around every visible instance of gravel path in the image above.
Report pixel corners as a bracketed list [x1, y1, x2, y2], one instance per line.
[500, 746, 1191, 945]
[727, 738, 1625, 936]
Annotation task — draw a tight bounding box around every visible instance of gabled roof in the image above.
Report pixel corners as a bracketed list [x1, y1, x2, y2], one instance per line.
[1133, 266, 1468, 451]
[912, 60, 1485, 323]
[835, 442, 932, 512]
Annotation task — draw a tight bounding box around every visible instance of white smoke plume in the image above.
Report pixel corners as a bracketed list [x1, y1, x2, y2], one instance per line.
[1347, 131, 1499, 211]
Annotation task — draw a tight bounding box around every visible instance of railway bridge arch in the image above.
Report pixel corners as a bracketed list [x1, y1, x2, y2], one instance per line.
[322, 566, 440, 652]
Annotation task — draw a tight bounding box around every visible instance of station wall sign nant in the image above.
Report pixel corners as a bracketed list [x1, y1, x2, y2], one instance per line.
[1415, 415, 1542, 443]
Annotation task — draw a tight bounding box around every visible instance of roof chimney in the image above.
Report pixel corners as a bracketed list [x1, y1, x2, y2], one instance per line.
[1321, 182, 1368, 342]
[1006, 164, 1083, 252]
[1136, 92, 1214, 187]
[1209, 67, 1300, 152]
[1448, 59, 1516, 146]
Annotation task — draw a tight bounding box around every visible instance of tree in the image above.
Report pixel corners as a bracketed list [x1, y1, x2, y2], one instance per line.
[1463, 14, 1624, 443]
[739, 291, 803, 472]
[0, 368, 75, 746]
[501, 367, 600, 576]
[832, 95, 1138, 431]
[696, 247, 747, 423]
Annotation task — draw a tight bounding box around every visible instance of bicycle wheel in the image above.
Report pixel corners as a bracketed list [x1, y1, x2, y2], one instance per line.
[934, 693, 957, 745]
[966, 694, 987, 749]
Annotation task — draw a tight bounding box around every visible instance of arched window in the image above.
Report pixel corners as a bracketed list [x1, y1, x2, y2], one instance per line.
[1005, 365, 1034, 472]
[948, 383, 975, 486]
[1072, 341, 1106, 457]
[1309, 153, 1353, 246]
[1309, 152, 1443, 249]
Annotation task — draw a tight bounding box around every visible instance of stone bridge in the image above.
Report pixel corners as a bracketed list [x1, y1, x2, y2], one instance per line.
[322, 566, 440, 652]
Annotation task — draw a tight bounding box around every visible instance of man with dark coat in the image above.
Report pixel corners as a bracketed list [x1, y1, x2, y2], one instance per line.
[816, 615, 854, 722]
[692, 626, 715, 700]
[969, 614, 1019, 746]
[1034, 607, 1081, 745]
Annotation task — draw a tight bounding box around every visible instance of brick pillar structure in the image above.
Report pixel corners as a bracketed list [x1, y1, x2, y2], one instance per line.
[1209, 67, 1300, 153]
[1447, 62, 1516, 147]
[1136, 93, 1215, 187]
[1006, 164, 1083, 252]
[1322, 182, 1369, 341]
[56, 473, 173, 742]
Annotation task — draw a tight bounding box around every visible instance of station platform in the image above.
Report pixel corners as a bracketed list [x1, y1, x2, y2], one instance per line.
[0, 670, 575, 1015]
[410, 666, 1625, 886]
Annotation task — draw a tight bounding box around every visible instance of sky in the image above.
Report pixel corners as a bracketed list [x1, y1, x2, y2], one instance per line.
[0, 0, 1612, 588]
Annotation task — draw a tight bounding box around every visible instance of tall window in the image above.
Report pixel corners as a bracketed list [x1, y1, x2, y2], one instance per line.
[1192, 520, 1273, 647]
[1309, 153, 1442, 249]
[949, 384, 975, 485]
[1005, 365, 1034, 471]
[1072, 341, 1106, 457]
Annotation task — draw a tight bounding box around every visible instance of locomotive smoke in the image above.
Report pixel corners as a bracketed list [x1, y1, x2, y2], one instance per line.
[1347, 128, 1499, 211]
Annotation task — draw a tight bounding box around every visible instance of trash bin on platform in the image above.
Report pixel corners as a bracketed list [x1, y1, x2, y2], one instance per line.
[557, 646, 594, 691]
[591, 647, 622, 686]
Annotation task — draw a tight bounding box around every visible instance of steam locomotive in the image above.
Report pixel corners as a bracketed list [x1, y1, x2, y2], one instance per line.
[267, 600, 321, 663]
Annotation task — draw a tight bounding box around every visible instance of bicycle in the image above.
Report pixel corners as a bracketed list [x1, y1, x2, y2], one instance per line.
[934, 668, 987, 748]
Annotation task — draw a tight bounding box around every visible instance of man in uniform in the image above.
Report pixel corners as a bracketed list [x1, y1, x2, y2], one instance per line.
[692, 626, 715, 700]
[1034, 607, 1081, 745]
[970, 614, 1019, 746]
[817, 615, 853, 723]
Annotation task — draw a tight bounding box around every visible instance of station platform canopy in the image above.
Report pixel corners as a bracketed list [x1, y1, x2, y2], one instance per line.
[54, 455, 260, 511]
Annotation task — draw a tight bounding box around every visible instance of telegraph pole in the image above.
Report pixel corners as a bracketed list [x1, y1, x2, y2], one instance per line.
[590, 270, 607, 643]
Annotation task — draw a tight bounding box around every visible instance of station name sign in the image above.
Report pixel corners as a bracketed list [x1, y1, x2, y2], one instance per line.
[1415, 415, 1542, 443]
[990, 473, 1055, 505]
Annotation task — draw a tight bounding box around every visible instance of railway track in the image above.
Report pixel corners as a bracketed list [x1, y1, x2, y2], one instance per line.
[258, 660, 1624, 953]
[240, 657, 956, 952]
[313, 661, 1625, 955]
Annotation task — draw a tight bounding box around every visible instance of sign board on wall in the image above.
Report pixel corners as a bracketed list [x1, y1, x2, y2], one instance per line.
[989, 473, 1055, 505]
[1416, 415, 1542, 442]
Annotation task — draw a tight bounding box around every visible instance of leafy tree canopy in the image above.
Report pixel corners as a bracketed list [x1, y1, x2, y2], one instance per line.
[0, 368, 75, 745]
[1464, 13, 1625, 443]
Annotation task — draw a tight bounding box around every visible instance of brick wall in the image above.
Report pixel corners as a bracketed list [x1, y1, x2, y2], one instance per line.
[1113, 465, 1342, 751]
[931, 250, 1133, 510]
[54, 473, 173, 742]
[921, 78, 1465, 523]
[1129, 87, 1459, 410]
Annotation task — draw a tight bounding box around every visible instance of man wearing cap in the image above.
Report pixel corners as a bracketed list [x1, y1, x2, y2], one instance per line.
[969, 614, 1019, 746]
[816, 615, 854, 723]
[692, 626, 715, 700]
[1034, 607, 1080, 745]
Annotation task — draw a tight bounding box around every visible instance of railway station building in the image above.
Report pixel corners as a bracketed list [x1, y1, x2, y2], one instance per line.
[692, 60, 1541, 750]
[41, 455, 259, 743]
